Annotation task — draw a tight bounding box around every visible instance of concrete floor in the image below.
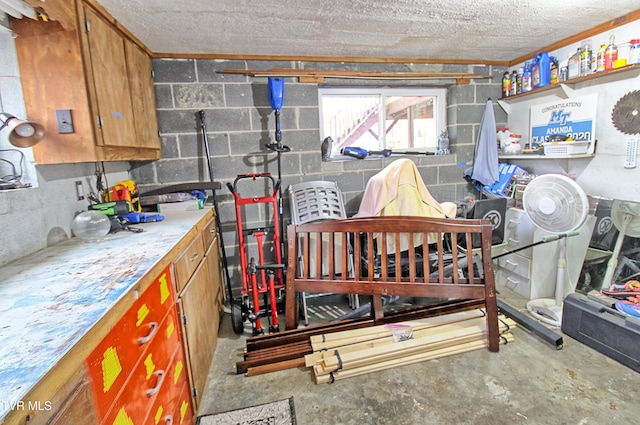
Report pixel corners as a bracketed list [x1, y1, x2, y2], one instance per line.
[198, 287, 639, 425]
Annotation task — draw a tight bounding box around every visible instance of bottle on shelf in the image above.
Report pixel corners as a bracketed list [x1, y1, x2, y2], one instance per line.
[596, 44, 606, 72]
[550, 57, 559, 84]
[510, 70, 518, 96]
[522, 61, 532, 92]
[580, 40, 593, 76]
[605, 32, 618, 71]
[502, 71, 511, 97]
[516, 67, 523, 94]
[629, 39, 640, 65]
[568, 48, 582, 79]
[532, 51, 550, 88]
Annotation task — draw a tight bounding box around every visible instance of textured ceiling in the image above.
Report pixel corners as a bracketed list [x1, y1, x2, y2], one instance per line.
[94, 0, 640, 62]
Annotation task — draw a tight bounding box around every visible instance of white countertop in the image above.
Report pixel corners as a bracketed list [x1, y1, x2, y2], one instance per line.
[0, 209, 211, 419]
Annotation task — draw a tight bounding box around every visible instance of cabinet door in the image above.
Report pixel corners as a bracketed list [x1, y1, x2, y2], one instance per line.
[173, 233, 205, 294]
[206, 234, 225, 308]
[47, 377, 99, 425]
[126, 39, 161, 149]
[83, 4, 137, 148]
[178, 258, 218, 410]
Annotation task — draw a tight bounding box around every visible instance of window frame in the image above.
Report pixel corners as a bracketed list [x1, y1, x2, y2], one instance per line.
[318, 86, 447, 159]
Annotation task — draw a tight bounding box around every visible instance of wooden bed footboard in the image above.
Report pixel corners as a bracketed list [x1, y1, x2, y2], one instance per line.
[285, 215, 500, 352]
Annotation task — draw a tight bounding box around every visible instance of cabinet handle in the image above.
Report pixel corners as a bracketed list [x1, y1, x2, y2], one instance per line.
[138, 321, 158, 345]
[164, 416, 173, 425]
[505, 276, 520, 289]
[507, 237, 520, 245]
[190, 253, 199, 262]
[505, 260, 518, 270]
[146, 370, 165, 397]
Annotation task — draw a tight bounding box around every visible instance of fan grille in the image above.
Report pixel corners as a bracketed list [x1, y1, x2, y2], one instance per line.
[522, 174, 589, 233]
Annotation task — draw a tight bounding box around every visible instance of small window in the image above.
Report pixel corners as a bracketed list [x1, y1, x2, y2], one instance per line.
[319, 87, 447, 159]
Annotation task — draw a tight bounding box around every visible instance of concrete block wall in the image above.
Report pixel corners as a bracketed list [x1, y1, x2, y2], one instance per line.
[130, 59, 506, 288]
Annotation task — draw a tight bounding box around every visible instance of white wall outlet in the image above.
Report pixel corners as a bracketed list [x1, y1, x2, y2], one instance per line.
[75, 180, 84, 201]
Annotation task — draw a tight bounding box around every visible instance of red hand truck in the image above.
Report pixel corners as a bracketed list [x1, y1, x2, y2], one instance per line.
[226, 173, 285, 335]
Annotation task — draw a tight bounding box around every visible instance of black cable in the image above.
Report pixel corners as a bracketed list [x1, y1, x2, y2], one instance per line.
[0, 149, 25, 188]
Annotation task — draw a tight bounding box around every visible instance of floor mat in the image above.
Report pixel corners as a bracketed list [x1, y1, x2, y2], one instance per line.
[197, 397, 296, 425]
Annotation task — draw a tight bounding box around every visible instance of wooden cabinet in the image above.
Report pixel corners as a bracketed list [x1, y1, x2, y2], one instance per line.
[11, 0, 161, 164]
[17, 366, 99, 425]
[85, 264, 188, 424]
[0, 211, 215, 425]
[174, 213, 224, 411]
[46, 377, 98, 425]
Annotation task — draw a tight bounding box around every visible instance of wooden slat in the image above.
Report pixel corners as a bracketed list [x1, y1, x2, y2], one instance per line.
[245, 358, 306, 377]
[220, 68, 494, 81]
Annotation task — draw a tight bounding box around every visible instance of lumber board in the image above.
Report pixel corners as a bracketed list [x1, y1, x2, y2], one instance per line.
[319, 320, 509, 374]
[310, 309, 487, 351]
[245, 358, 306, 377]
[308, 317, 515, 369]
[245, 318, 372, 352]
[236, 344, 313, 374]
[219, 68, 494, 81]
[315, 333, 515, 384]
[238, 299, 487, 376]
[245, 299, 484, 352]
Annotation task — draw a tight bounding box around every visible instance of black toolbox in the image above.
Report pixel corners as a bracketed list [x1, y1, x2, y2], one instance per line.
[561, 293, 640, 373]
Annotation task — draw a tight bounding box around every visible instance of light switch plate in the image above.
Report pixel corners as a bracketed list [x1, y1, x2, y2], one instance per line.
[56, 109, 74, 134]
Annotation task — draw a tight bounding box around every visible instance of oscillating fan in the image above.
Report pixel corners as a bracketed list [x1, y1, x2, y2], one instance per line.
[522, 174, 590, 326]
[600, 199, 640, 288]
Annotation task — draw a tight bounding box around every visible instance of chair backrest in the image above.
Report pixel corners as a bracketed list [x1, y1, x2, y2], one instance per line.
[288, 181, 347, 225]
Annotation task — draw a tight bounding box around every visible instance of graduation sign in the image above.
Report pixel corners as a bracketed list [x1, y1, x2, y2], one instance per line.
[529, 93, 597, 152]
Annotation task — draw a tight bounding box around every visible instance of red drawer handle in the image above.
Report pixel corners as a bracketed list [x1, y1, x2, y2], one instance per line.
[138, 321, 158, 345]
[146, 370, 165, 397]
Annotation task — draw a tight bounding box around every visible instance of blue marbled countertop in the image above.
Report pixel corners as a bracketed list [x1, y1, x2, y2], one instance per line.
[0, 208, 211, 419]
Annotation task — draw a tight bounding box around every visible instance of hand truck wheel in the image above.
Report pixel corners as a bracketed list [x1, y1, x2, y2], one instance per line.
[231, 298, 245, 335]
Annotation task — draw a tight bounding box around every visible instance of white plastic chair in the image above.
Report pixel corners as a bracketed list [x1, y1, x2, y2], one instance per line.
[288, 180, 358, 325]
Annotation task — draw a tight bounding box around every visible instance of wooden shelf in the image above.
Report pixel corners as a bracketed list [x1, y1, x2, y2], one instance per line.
[220, 67, 494, 84]
[497, 64, 640, 113]
[498, 153, 595, 160]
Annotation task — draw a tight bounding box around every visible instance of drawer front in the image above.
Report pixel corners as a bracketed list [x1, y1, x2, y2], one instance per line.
[101, 306, 182, 425]
[201, 216, 217, 253]
[504, 208, 534, 255]
[87, 265, 175, 418]
[497, 268, 532, 299]
[497, 253, 530, 279]
[146, 346, 189, 425]
[173, 381, 195, 425]
[173, 233, 205, 293]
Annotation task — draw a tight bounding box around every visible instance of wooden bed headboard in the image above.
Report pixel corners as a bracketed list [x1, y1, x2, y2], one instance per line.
[284, 215, 500, 352]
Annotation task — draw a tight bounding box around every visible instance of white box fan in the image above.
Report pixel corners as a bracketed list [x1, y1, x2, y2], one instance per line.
[522, 174, 590, 326]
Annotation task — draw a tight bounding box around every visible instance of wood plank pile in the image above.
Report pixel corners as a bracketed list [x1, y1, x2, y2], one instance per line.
[307, 309, 516, 384]
[236, 299, 485, 376]
[235, 300, 516, 382]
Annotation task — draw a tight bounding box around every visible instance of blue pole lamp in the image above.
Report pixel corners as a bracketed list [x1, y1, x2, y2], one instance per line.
[0, 113, 45, 148]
